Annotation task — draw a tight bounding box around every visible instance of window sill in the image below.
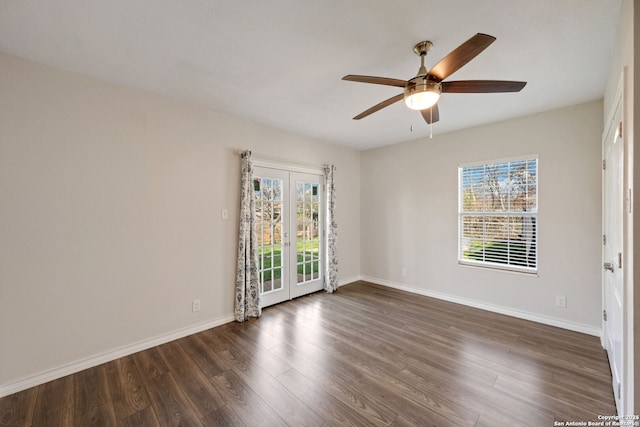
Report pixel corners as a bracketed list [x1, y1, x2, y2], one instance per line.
[458, 260, 538, 276]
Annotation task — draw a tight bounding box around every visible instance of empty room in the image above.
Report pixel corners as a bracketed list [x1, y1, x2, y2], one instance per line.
[1, 1, 638, 426]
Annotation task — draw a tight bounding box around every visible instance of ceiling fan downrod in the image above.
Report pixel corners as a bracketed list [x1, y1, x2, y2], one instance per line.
[413, 40, 432, 76]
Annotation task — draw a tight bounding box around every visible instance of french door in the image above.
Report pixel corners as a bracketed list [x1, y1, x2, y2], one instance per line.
[253, 166, 324, 308]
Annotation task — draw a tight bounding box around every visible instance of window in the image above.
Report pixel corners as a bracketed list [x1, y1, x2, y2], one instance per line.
[458, 157, 538, 273]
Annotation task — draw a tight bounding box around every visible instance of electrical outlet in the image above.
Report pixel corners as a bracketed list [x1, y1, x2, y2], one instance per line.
[221, 209, 229, 220]
[192, 299, 201, 312]
[402, 268, 408, 277]
[555, 295, 567, 308]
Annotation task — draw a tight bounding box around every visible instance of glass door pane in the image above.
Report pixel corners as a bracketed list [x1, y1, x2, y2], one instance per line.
[296, 181, 320, 284]
[254, 167, 290, 308]
[256, 177, 283, 293]
[290, 172, 323, 299]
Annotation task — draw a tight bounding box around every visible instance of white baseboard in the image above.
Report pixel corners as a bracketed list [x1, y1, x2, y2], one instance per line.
[338, 275, 361, 287]
[359, 276, 602, 337]
[0, 314, 235, 398]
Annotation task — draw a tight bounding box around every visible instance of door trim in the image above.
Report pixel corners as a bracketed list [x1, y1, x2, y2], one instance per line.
[601, 68, 630, 417]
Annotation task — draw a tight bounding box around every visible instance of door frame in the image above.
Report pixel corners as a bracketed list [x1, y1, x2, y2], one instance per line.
[253, 158, 326, 308]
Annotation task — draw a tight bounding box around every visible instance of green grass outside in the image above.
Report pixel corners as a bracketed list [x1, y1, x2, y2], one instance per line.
[259, 243, 319, 281]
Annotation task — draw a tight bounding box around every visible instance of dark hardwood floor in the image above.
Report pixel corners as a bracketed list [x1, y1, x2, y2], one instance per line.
[1, 281, 616, 426]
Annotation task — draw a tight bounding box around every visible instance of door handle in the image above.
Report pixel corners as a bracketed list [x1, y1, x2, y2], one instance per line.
[603, 262, 614, 272]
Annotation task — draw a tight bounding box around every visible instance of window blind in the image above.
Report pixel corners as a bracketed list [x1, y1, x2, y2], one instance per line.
[458, 158, 538, 273]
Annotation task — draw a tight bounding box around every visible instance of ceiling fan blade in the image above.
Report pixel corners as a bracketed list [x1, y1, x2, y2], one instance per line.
[428, 33, 496, 82]
[342, 75, 407, 88]
[442, 80, 527, 93]
[421, 103, 439, 124]
[353, 93, 404, 120]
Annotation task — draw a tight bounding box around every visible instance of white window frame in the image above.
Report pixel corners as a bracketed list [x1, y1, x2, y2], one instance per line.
[458, 155, 538, 274]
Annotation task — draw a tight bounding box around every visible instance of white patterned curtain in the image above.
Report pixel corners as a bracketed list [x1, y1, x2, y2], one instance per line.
[235, 150, 261, 321]
[324, 164, 338, 293]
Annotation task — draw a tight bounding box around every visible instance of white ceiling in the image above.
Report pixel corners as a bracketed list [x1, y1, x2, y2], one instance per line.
[0, 0, 622, 150]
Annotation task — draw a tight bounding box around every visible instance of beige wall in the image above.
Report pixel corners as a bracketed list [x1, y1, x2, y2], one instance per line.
[361, 100, 603, 332]
[0, 53, 361, 390]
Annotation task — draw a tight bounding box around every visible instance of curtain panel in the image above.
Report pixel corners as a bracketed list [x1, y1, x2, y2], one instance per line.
[324, 164, 338, 293]
[234, 150, 261, 321]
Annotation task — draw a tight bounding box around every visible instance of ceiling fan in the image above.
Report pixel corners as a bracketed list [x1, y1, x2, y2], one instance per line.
[342, 33, 527, 125]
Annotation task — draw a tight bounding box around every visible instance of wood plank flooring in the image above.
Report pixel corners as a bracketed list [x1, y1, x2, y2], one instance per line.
[0, 281, 616, 426]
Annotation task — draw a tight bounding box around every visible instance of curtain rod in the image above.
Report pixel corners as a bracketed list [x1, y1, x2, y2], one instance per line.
[236, 150, 337, 171]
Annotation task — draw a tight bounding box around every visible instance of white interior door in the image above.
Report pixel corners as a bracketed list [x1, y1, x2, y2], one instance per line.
[602, 97, 623, 413]
[254, 167, 323, 308]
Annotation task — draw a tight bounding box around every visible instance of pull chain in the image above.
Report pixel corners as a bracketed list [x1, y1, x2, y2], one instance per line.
[429, 108, 433, 139]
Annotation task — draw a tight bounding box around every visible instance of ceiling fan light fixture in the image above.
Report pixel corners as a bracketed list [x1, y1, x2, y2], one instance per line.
[404, 79, 441, 110]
